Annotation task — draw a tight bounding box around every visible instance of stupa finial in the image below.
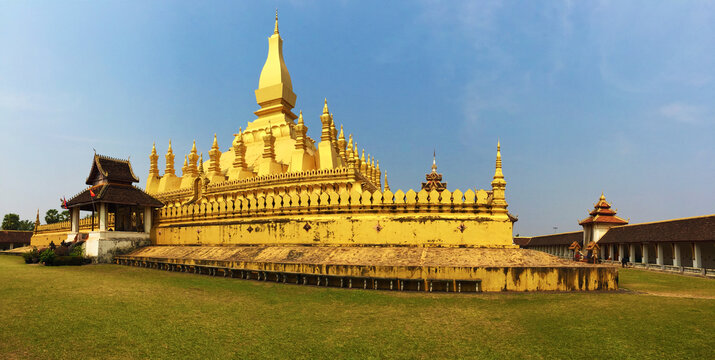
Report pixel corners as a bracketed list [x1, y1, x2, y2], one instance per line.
[274, 9, 279, 34]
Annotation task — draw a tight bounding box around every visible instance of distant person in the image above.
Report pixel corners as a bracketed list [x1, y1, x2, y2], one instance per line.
[621, 256, 627, 268]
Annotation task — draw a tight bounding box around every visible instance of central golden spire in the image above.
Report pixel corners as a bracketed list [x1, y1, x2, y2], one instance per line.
[246, 12, 298, 136]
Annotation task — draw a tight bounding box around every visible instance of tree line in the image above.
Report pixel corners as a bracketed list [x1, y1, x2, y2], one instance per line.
[1, 209, 70, 231]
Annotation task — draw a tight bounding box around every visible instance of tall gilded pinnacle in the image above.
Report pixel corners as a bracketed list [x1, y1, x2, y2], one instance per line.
[376, 160, 382, 189]
[262, 126, 276, 160]
[491, 140, 505, 186]
[149, 142, 159, 176]
[346, 136, 355, 170]
[318, 98, 339, 169]
[181, 155, 189, 175]
[232, 128, 248, 168]
[383, 171, 390, 192]
[228, 127, 254, 180]
[360, 149, 367, 173]
[253, 12, 297, 125]
[274, 9, 279, 34]
[294, 111, 307, 150]
[337, 125, 347, 165]
[320, 99, 332, 141]
[34, 209, 40, 234]
[258, 124, 282, 176]
[198, 153, 205, 176]
[208, 134, 222, 175]
[165, 140, 175, 176]
[491, 140, 508, 214]
[187, 140, 199, 176]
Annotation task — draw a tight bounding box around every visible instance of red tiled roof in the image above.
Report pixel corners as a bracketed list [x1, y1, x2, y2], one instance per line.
[85, 154, 139, 185]
[597, 215, 715, 244]
[579, 194, 628, 225]
[66, 183, 164, 209]
[524, 231, 583, 246]
[0, 231, 32, 244]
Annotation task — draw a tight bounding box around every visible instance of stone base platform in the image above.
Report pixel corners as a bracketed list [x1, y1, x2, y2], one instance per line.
[114, 246, 618, 292]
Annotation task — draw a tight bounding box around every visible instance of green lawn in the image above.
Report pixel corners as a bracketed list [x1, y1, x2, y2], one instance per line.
[0, 256, 713, 359]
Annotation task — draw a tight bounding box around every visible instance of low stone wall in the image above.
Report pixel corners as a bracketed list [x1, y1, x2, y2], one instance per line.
[84, 231, 151, 263]
[116, 246, 617, 292]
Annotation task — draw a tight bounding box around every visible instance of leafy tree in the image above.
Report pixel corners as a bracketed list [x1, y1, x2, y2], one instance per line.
[18, 220, 34, 231]
[2, 213, 36, 231]
[45, 209, 61, 224]
[2, 213, 20, 230]
[45, 209, 69, 224]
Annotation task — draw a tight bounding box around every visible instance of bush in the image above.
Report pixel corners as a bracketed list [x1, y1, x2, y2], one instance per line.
[22, 247, 40, 264]
[53, 256, 84, 266]
[54, 246, 69, 257]
[39, 248, 56, 265]
[69, 244, 84, 257]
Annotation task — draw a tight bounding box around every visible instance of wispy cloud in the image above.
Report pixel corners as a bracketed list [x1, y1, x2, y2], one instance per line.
[658, 102, 708, 125]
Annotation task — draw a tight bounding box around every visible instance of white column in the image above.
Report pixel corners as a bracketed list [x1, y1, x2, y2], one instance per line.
[693, 242, 702, 268]
[99, 203, 107, 231]
[9, 243, 14, 250]
[618, 244, 624, 261]
[600, 246, 606, 260]
[609, 245, 615, 260]
[629, 244, 636, 264]
[143, 207, 152, 233]
[642, 244, 649, 264]
[656, 243, 664, 265]
[673, 243, 681, 267]
[71, 207, 80, 233]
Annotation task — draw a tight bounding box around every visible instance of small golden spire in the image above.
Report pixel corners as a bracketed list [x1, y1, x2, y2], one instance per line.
[323, 98, 329, 114]
[212, 133, 218, 149]
[298, 110, 304, 125]
[167, 139, 173, 153]
[274, 9, 279, 35]
[600, 192, 605, 201]
[384, 171, 390, 192]
[191, 140, 197, 153]
[151, 142, 157, 154]
[338, 124, 345, 140]
[198, 152, 205, 176]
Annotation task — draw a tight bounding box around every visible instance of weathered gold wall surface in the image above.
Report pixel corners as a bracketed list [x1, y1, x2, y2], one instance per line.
[117, 245, 618, 292]
[153, 187, 513, 247]
[31, 215, 114, 247]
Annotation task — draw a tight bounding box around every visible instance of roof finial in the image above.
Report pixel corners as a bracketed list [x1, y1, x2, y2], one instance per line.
[431, 149, 438, 173]
[600, 192, 605, 201]
[323, 98, 329, 114]
[274, 9, 279, 34]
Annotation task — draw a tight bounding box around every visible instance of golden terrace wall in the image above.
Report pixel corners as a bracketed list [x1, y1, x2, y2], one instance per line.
[31, 215, 115, 247]
[154, 187, 514, 247]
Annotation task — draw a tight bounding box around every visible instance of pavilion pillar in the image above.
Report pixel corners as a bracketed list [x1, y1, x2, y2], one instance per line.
[99, 203, 107, 231]
[693, 242, 702, 269]
[673, 243, 681, 267]
[609, 245, 614, 260]
[618, 244, 624, 261]
[71, 207, 80, 233]
[629, 244, 636, 264]
[656, 243, 664, 265]
[600, 246, 606, 260]
[143, 207, 152, 234]
[642, 244, 649, 264]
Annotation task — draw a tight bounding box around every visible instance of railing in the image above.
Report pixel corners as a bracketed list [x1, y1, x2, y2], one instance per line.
[155, 187, 503, 225]
[35, 214, 116, 234]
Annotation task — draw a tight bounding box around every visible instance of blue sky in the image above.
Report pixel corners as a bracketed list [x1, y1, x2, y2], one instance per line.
[1, 1, 713, 235]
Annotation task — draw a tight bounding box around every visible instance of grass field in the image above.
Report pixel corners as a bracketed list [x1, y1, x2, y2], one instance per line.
[0, 255, 713, 359]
